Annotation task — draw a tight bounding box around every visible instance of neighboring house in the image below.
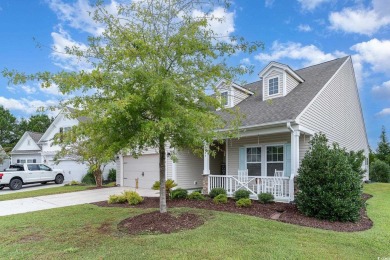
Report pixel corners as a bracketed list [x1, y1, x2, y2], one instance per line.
[116, 56, 369, 202]
[11, 131, 43, 164]
[11, 107, 114, 182]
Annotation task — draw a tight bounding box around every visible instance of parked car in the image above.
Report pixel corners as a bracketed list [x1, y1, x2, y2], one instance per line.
[0, 163, 64, 190]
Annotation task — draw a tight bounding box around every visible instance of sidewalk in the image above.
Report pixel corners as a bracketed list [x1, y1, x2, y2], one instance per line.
[0, 187, 159, 217]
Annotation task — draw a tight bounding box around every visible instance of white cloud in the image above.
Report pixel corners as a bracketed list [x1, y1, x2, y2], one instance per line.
[297, 24, 312, 32]
[51, 27, 91, 71]
[192, 7, 235, 40]
[46, 0, 119, 36]
[255, 41, 346, 67]
[38, 82, 63, 96]
[372, 80, 390, 98]
[351, 39, 390, 74]
[0, 96, 58, 115]
[240, 58, 251, 65]
[377, 108, 390, 116]
[329, 8, 390, 36]
[298, 0, 330, 11]
[21, 85, 37, 94]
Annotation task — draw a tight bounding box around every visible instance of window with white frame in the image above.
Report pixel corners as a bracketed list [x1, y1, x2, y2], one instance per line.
[266, 145, 284, 176]
[268, 77, 279, 95]
[221, 91, 229, 107]
[246, 147, 261, 176]
[16, 159, 36, 164]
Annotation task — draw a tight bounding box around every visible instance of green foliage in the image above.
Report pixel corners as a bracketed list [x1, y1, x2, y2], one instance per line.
[376, 126, 390, 164]
[234, 190, 251, 200]
[188, 191, 205, 200]
[296, 133, 363, 222]
[171, 188, 188, 199]
[236, 198, 252, 207]
[152, 179, 178, 195]
[108, 194, 127, 204]
[107, 168, 116, 182]
[209, 188, 227, 198]
[213, 194, 228, 204]
[370, 160, 390, 183]
[124, 191, 144, 205]
[258, 193, 274, 204]
[81, 170, 96, 185]
[0, 106, 18, 151]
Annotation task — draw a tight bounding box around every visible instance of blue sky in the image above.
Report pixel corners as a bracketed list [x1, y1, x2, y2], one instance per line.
[0, 0, 389, 149]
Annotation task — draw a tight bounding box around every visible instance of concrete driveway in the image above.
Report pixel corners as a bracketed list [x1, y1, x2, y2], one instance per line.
[0, 187, 159, 217]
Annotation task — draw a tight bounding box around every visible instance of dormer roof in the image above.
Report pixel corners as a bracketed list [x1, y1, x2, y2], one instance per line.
[259, 61, 304, 83]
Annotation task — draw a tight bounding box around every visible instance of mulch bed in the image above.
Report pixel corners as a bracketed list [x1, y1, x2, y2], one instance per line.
[117, 211, 206, 235]
[93, 194, 373, 233]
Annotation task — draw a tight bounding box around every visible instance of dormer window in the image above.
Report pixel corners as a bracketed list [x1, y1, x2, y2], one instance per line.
[269, 77, 279, 95]
[221, 91, 229, 107]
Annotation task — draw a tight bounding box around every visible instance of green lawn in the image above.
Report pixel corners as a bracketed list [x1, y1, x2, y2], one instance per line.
[0, 185, 92, 201]
[0, 183, 389, 259]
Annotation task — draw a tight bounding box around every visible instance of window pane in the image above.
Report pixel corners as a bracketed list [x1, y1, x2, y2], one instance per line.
[257, 147, 261, 155]
[278, 154, 283, 161]
[267, 163, 283, 176]
[256, 154, 261, 162]
[247, 163, 261, 176]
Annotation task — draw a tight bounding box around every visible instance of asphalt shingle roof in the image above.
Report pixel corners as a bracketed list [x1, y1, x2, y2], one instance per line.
[219, 56, 349, 128]
[26, 131, 43, 144]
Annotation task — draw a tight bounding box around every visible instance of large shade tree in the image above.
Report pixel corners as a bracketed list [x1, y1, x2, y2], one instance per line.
[0, 106, 18, 152]
[4, 0, 261, 213]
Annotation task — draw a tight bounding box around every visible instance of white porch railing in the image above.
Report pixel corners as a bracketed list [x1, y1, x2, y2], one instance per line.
[208, 174, 293, 202]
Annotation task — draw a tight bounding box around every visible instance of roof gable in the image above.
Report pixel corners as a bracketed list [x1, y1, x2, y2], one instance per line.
[259, 61, 304, 83]
[12, 131, 42, 152]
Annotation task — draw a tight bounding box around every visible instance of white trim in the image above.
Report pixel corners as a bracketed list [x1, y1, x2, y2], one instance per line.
[295, 57, 350, 122]
[268, 76, 281, 96]
[283, 72, 287, 96]
[262, 67, 284, 79]
[259, 61, 304, 83]
[225, 139, 229, 175]
[172, 159, 177, 183]
[215, 79, 254, 95]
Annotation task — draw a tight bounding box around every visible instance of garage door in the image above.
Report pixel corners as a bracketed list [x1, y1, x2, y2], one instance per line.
[47, 159, 89, 182]
[123, 154, 159, 189]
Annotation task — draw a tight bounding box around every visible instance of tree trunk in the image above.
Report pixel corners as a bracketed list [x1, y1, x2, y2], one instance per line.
[94, 168, 103, 188]
[159, 135, 167, 213]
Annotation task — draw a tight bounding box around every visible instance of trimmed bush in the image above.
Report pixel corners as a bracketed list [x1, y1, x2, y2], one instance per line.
[213, 194, 228, 204]
[258, 193, 274, 204]
[108, 194, 127, 204]
[171, 188, 188, 199]
[188, 191, 205, 200]
[152, 179, 178, 197]
[107, 168, 116, 182]
[234, 190, 251, 200]
[209, 188, 227, 198]
[124, 191, 144, 205]
[370, 160, 390, 183]
[236, 198, 251, 207]
[296, 133, 364, 222]
[81, 170, 95, 185]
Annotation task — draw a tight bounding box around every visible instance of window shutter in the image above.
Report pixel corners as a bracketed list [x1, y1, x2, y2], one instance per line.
[239, 147, 246, 170]
[284, 143, 291, 177]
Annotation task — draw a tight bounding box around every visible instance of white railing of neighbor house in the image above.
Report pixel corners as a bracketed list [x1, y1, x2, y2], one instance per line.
[209, 174, 293, 202]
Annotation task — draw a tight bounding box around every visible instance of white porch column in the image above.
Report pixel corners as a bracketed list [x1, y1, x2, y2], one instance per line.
[203, 144, 210, 175]
[291, 130, 300, 177]
[119, 154, 124, 186]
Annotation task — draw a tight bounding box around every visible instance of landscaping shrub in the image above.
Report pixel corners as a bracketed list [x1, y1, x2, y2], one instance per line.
[234, 190, 251, 200]
[152, 179, 178, 196]
[370, 160, 390, 183]
[108, 194, 127, 204]
[296, 133, 364, 222]
[81, 170, 95, 185]
[124, 191, 144, 205]
[171, 188, 188, 199]
[188, 191, 205, 200]
[236, 198, 252, 207]
[209, 188, 227, 198]
[107, 168, 116, 182]
[213, 194, 228, 204]
[258, 193, 274, 204]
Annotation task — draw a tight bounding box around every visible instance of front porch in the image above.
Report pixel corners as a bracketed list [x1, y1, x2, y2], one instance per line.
[202, 124, 312, 202]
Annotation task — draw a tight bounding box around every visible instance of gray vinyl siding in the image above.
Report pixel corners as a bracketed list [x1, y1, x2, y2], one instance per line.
[166, 156, 173, 180]
[210, 150, 224, 175]
[264, 70, 284, 100]
[299, 133, 311, 164]
[286, 73, 299, 95]
[299, 58, 369, 155]
[227, 133, 290, 175]
[233, 88, 250, 106]
[176, 150, 203, 189]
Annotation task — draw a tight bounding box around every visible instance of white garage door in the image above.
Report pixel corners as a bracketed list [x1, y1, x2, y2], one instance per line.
[123, 154, 159, 189]
[47, 160, 89, 182]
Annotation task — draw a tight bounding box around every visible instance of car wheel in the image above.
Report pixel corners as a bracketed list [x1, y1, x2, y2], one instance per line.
[41, 182, 48, 185]
[9, 179, 23, 190]
[0, 185, 4, 190]
[55, 174, 64, 184]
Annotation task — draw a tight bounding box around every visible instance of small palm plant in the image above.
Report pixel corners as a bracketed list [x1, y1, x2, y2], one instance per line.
[152, 179, 177, 198]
